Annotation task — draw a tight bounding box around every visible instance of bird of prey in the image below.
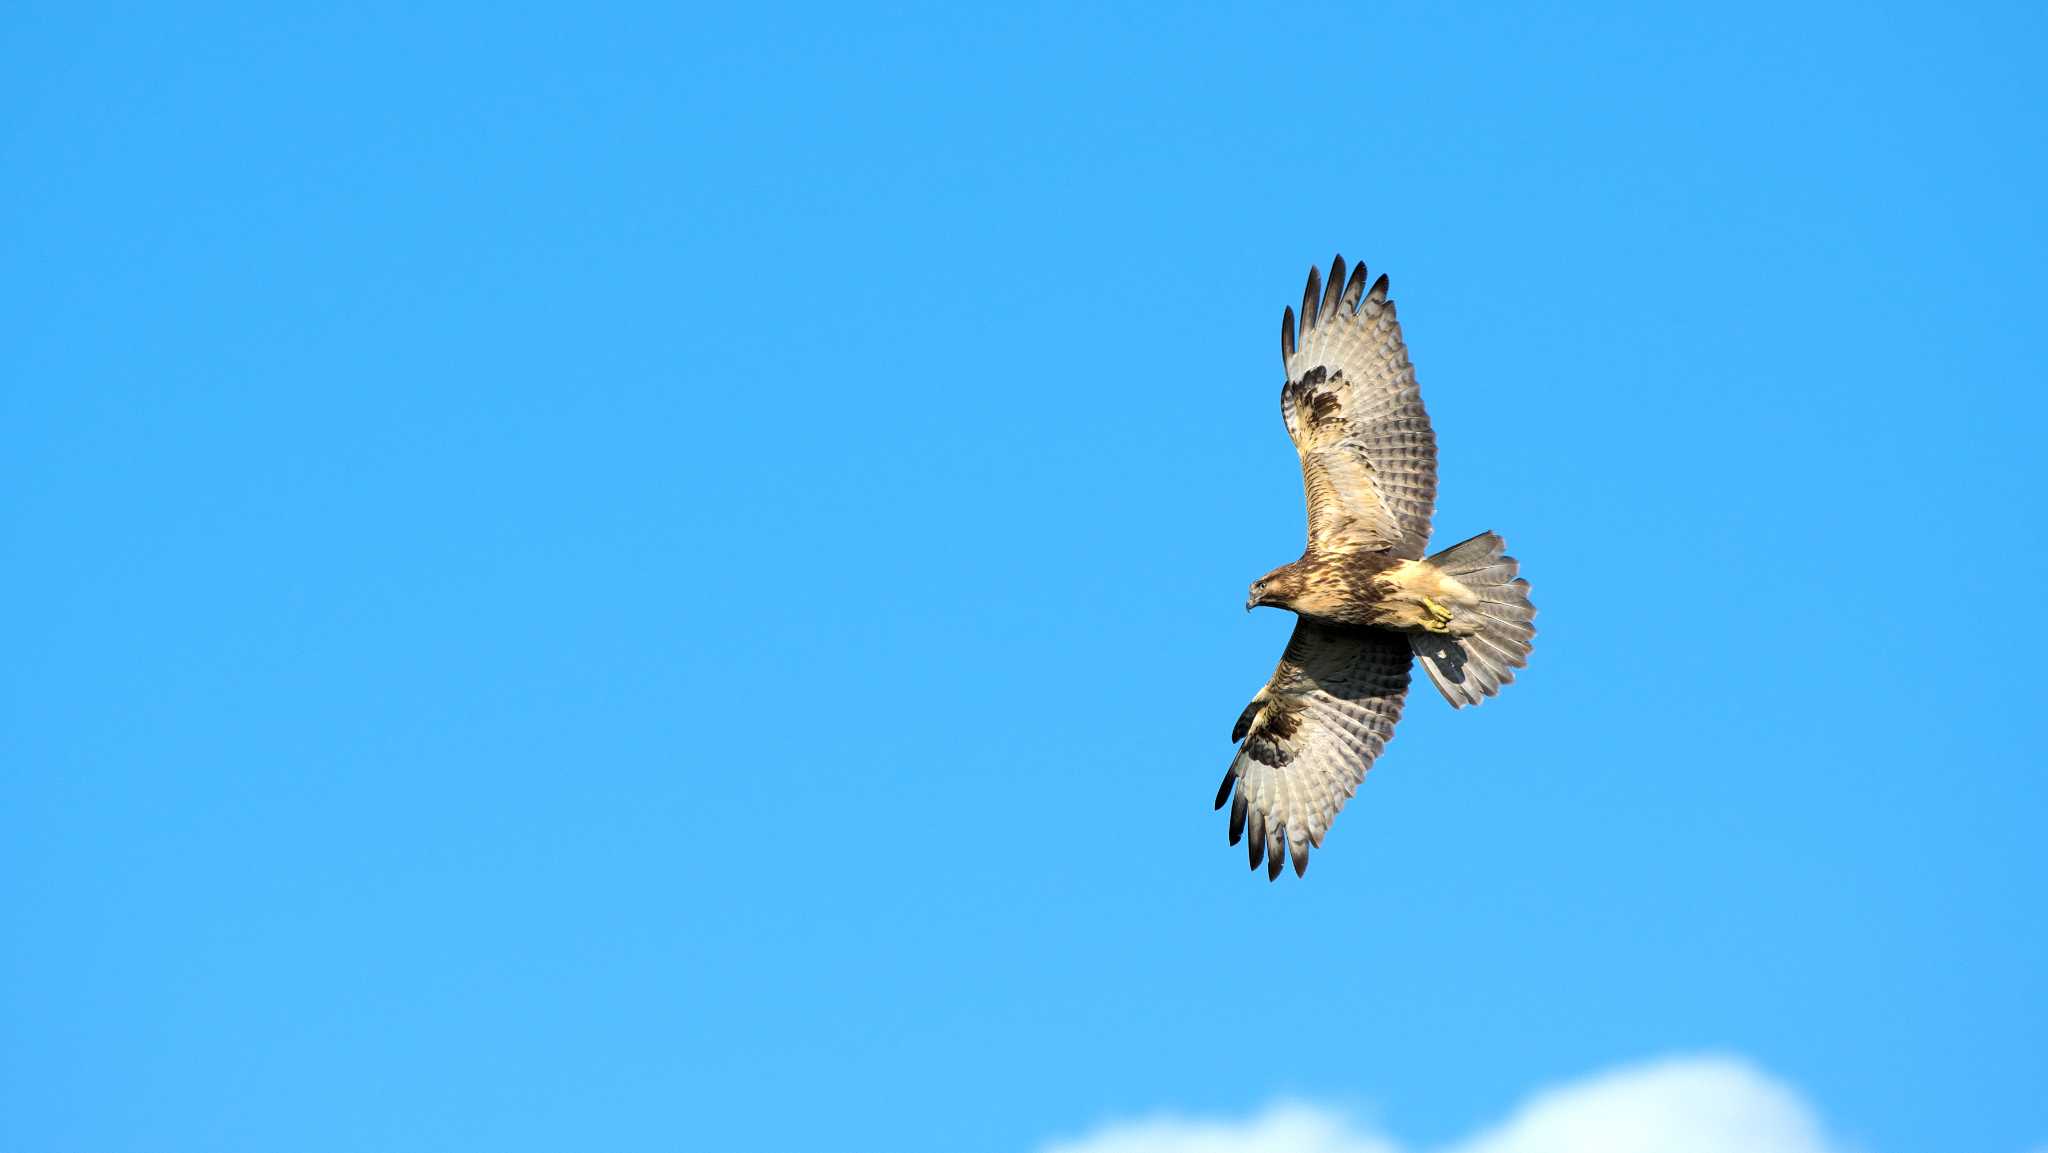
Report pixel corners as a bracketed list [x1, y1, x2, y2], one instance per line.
[1216, 255, 1536, 880]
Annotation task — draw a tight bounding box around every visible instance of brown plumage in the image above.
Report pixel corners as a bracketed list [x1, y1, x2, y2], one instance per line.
[1216, 256, 1538, 880]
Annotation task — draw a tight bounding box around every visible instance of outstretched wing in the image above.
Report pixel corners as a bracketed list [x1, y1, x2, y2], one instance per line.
[1280, 255, 1437, 559]
[1214, 621, 1412, 879]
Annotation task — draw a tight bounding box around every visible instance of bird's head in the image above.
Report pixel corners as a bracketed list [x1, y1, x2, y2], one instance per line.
[1246, 564, 1303, 612]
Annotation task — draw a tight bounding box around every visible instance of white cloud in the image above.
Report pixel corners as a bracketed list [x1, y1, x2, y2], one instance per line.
[1039, 1055, 1850, 1153]
[1438, 1056, 1838, 1153]
[1048, 1105, 1400, 1153]
[1039, 1099, 1400, 1153]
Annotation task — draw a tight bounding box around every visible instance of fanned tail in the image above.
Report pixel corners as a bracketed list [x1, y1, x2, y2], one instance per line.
[1410, 531, 1536, 708]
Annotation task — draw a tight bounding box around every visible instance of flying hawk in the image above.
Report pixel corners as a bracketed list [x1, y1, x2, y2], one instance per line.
[1217, 255, 1536, 880]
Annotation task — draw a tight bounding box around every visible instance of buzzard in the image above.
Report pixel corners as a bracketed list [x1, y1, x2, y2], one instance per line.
[1216, 255, 1536, 879]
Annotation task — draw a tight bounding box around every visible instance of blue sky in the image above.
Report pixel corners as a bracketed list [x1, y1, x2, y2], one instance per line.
[4, 3, 2044, 1151]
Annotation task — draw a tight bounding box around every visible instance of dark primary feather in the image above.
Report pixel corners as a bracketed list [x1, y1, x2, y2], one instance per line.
[1230, 698, 1261, 744]
[1340, 259, 1368, 312]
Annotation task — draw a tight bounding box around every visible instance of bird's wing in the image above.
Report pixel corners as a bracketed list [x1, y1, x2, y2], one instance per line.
[1280, 255, 1438, 559]
[1215, 621, 1412, 879]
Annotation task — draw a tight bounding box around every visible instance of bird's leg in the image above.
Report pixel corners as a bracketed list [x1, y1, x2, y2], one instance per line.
[1420, 595, 1455, 632]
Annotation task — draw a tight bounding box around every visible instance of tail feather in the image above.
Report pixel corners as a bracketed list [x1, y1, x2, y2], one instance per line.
[1412, 531, 1536, 708]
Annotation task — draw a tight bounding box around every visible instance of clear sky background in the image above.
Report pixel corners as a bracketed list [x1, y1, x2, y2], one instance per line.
[5, 4, 2044, 1152]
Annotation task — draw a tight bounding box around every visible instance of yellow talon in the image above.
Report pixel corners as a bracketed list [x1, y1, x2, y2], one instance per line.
[1421, 595, 1453, 625]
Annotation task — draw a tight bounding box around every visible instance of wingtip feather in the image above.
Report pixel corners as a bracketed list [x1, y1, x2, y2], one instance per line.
[1341, 260, 1368, 312]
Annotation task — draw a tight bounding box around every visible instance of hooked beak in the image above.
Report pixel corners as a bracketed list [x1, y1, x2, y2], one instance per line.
[1245, 593, 1256, 612]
